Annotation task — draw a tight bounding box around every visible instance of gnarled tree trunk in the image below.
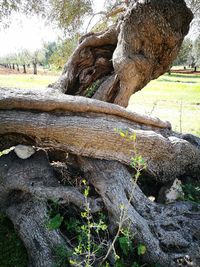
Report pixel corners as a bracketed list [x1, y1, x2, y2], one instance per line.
[0, 1, 199, 267]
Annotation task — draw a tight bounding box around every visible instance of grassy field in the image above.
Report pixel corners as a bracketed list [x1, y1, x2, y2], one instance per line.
[0, 68, 199, 135]
[0, 73, 58, 89]
[128, 73, 200, 135]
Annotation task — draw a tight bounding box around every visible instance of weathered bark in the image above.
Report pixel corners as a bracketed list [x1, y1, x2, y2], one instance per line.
[112, 0, 193, 106]
[0, 150, 99, 266]
[0, 1, 199, 267]
[1, 87, 200, 183]
[51, 26, 117, 96]
[51, 0, 192, 107]
[7, 197, 69, 267]
[0, 87, 200, 266]
[0, 150, 69, 267]
[79, 158, 200, 267]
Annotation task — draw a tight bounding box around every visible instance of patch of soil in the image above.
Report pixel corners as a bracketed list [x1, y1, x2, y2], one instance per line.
[171, 69, 200, 74]
[0, 66, 59, 76]
[0, 67, 20, 75]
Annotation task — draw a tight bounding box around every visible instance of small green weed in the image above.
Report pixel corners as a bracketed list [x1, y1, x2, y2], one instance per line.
[86, 80, 101, 98]
[182, 183, 200, 204]
[70, 179, 109, 267]
[47, 213, 64, 230]
[46, 200, 64, 230]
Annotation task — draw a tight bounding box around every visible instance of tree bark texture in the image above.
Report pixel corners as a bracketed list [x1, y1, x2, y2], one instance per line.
[1, 87, 200, 183]
[52, 0, 193, 107]
[0, 87, 200, 266]
[79, 158, 200, 267]
[0, 1, 199, 267]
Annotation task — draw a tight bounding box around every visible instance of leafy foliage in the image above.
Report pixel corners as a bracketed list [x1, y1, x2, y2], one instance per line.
[0, 0, 93, 33]
[137, 244, 146, 256]
[86, 80, 101, 98]
[47, 213, 64, 230]
[182, 183, 200, 204]
[173, 38, 193, 66]
[49, 0, 92, 33]
[49, 36, 78, 69]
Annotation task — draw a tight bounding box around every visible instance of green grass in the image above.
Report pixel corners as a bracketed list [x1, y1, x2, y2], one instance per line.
[0, 73, 58, 89]
[128, 73, 200, 135]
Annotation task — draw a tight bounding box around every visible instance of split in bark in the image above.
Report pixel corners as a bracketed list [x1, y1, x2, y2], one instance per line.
[51, 0, 193, 107]
[0, 1, 199, 267]
[0, 87, 200, 266]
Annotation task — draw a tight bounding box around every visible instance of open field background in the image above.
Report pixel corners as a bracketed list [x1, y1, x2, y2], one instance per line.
[0, 67, 59, 89]
[129, 73, 200, 135]
[0, 66, 199, 135]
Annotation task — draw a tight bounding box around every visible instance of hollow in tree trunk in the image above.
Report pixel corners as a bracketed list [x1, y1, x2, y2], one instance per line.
[0, 1, 199, 267]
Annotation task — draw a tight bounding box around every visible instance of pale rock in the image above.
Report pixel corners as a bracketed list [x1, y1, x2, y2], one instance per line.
[14, 145, 35, 159]
[158, 179, 185, 204]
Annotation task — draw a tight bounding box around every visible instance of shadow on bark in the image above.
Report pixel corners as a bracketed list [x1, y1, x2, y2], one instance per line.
[0, 1, 199, 267]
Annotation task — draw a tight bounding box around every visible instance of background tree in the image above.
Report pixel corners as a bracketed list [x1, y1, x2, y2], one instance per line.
[43, 42, 57, 67]
[0, 1, 200, 267]
[193, 34, 200, 67]
[173, 38, 193, 66]
[31, 49, 45, 75]
[18, 49, 31, 73]
[14, 52, 21, 71]
[186, 35, 200, 70]
[186, 0, 200, 34]
[49, 36, 78, 69]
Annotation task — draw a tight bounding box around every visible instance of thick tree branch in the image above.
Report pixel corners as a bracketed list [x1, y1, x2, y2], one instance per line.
[0, 88, 199, 182]
[0, 150, 84, 267]
[50, 0, 193, 107]
[79, 158, 200, 267]
[0, 87, 171, 129]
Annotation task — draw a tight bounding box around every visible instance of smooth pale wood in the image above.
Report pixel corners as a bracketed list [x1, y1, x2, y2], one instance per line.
[0, 88, 199, 182]
[0, 87, 171, 129]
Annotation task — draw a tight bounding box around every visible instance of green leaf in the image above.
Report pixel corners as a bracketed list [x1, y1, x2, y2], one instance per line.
[137, 244, 146, 256]
[47, 213, 63, 230]
[119, 131, 125, 137]
[118, 236, 131, 256]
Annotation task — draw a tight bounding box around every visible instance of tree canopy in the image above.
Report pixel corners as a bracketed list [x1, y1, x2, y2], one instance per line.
[0, 0, 199, 34]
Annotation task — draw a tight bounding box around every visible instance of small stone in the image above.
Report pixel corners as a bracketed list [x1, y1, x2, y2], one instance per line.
[14, 145, 35, 159]
[165, 179, 184, 203]
[158, 178, 184, 204]
[148, 196, 155, 202]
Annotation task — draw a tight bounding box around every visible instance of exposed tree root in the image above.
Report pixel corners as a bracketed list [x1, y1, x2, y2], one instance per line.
[0, 1, 198, 266]
[79, 158, 200, 267]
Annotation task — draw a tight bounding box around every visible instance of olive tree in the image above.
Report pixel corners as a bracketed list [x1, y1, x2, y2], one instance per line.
[0, 1, 200, 267]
